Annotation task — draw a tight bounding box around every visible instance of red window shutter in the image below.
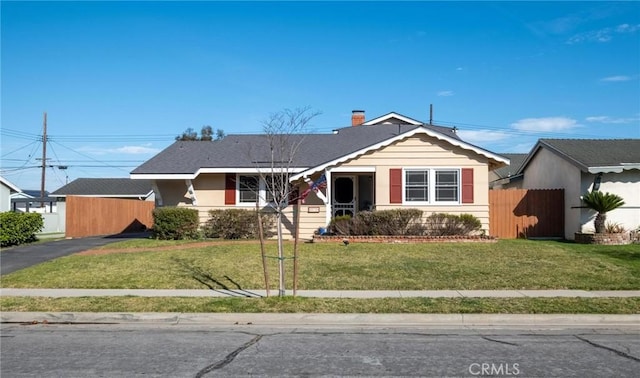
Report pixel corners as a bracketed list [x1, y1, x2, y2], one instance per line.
[389, 168, 402, 204]
[461, 168, 474, 204]
[224, 173, 236, 205]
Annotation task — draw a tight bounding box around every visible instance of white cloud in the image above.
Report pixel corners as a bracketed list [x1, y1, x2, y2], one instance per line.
[456, 130, 511, 144]
[511, 117, 580, 132]
[617, 23, 640, 33]
[78, 144, 160, 156]
[600, 75, 632, 82]
[437, 90, 454, 97]
[567, 23, 640, 44]
[586, 115, 640, 124]
[114, 145, 160, 154]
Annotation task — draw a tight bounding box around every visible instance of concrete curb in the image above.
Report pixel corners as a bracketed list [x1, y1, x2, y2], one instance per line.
[2, 312, 639, 328]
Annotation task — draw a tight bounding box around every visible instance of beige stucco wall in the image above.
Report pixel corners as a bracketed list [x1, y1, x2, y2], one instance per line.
[156, 175, 324, 240]
[580, 170, 640, 233]
[335, 135, 491, 232]
[522, 148, 582, 240]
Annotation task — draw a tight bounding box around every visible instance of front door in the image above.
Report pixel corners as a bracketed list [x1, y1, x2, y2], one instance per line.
[333, 176, 356, 218]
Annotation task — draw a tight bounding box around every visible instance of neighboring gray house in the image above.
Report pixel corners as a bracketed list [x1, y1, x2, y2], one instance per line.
[0, 176, 21, 212]
[489, 153, 527, 189]
[518, 139, 640, 240]
[51, 178, 155, 201]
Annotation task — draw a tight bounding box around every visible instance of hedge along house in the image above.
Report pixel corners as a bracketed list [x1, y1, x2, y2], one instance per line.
[131, 111, 509, 239]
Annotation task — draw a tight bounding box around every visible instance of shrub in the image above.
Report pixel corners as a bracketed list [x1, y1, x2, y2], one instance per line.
[0, 212, 44, 247]
[424, 213, 482, 236]
[152, 207, 200, 240]
[329, 215, 352, 236]
[203, 209, 275, 239]
[604, 222, 626, 234]
[372, 209, 424, 235]
[330, 209, 424, 236]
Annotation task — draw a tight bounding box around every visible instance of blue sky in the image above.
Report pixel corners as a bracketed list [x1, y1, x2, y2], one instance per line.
[2, 1, 639, 191]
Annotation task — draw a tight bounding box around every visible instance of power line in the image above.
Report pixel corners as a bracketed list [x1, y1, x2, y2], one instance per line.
[0, 128, 40, 141]
[1, 140, 41, 158]
[49, 140, 132, 173]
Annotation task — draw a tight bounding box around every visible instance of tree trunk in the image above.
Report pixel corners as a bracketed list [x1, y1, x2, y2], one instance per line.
[276, 210, 285, 297]
[293, 198, 301, 296]
[594, 212, 607, 234]
[256, 202, 270, 297]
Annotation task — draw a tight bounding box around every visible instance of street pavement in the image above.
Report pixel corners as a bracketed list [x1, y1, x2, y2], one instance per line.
[2, 323, 639, 377]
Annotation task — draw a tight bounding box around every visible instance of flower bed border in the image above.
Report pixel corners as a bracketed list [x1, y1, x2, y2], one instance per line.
[574, 232, 631, 245]
[312, 235, 497, 243]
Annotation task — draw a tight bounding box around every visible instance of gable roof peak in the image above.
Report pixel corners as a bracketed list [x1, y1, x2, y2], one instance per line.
[362, 111, 423, 126]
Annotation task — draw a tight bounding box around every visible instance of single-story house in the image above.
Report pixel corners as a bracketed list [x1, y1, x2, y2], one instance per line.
[518, 139, 640, 240]
[51, 178, 155, 201]
[10, 189, 58, 213]
[1, 176, 21, 212]
[131, 111, 509, 238]
[489, 153, 527, 189]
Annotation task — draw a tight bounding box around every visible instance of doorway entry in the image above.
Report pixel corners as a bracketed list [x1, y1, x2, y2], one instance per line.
[332, 176, 356, 217]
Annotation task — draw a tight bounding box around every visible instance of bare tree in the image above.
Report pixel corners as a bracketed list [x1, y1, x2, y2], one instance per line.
[251, 107, 320, 296]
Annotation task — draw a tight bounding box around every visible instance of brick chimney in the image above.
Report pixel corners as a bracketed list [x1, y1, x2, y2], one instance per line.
[351, 110, 365, 126]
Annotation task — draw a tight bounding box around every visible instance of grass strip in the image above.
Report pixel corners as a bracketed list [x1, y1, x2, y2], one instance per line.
[2, 297, 639, 314]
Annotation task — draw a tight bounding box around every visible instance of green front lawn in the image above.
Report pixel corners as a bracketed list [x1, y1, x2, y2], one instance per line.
[1, 239, 638, 290]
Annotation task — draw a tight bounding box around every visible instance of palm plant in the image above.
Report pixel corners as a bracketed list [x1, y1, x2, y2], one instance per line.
[581, 191, 625, 233]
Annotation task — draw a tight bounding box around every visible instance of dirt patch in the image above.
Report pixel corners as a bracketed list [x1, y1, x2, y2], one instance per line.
[76, 240, 266, 256]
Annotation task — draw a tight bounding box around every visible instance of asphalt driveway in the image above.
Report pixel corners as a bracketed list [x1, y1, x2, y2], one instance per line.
[0, 233, 149, 275]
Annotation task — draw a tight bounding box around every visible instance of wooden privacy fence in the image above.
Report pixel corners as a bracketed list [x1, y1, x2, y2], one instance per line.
[65, 196, 155, 238]
[489, 189, 564, 239]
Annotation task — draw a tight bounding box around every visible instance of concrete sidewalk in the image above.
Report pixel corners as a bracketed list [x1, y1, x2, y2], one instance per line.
[2, 288, 640, 298]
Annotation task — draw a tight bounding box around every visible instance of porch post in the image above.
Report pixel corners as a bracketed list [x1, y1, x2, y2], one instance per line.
[324, 168, 332, 225]
[185, 179, 197, 206]
[151, 181, 163, 206]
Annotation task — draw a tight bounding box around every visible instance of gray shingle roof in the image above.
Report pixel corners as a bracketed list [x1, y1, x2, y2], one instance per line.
[132, 123, 464, 175]
[537, 139, 640, 170]
[51, 178, 153, 197]
[493, 153, 528, 179]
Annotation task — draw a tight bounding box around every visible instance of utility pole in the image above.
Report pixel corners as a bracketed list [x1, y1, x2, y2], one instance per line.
[40, 112, 47, 207]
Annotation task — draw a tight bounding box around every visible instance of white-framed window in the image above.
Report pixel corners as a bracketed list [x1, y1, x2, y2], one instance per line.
[403, 168, 460, 205]
[405, 170, 429, 202]
[237, 174, 291, 206]
[238, 175, 259, 204]
[435, 170, 459, 202]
